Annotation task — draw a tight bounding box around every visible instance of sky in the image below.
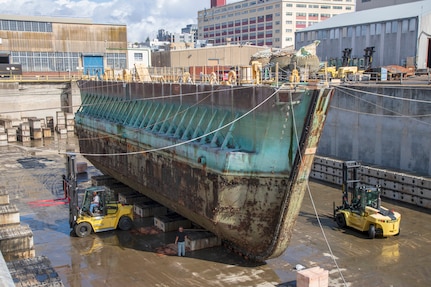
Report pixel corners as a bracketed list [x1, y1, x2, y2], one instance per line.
[0, 0, 241, 42]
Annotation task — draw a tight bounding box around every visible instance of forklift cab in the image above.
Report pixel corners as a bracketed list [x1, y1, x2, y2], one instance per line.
[351, 185, 381, 212]
[80, 186, 107, 216]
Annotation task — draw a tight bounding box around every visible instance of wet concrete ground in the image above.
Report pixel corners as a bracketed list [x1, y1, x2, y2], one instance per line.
[1, 135, 431, 287]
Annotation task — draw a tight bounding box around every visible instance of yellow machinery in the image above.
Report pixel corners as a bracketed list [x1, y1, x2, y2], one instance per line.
[334, 161, 401, 239]
[337, 66, 359, 80]
[65, 154, 134, 238]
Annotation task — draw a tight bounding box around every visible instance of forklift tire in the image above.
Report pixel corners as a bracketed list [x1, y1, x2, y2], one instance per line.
[368, 224, 376, 239]
[118, 216, 133, 231]
[335, 213, 346, 228]
[75, 222, 92, 237]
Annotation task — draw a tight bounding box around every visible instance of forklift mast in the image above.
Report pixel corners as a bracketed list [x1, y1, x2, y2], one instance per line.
[66, 154, 78, 229]
[341, 161, 361, 208]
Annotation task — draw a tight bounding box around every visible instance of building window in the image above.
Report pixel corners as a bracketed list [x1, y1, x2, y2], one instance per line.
[134, 53, 143, 61]
[392, 21, 398, 33]
[296, 12, 306, 18]
[296, 4, 306, 8]
[409, 18, 416, 31]
[386, 22, 391, 33]
[0, 20, 53, 32]
[376, 23, 381, 34]
[361, 25, 367, 36]
[370, 24, 375, 35]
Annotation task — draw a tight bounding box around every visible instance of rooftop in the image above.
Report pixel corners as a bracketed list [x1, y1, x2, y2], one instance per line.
[300, 0, 431, 32]
[0, 14, 125, 26]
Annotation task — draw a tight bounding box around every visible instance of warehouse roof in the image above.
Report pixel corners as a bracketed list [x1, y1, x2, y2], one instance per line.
[0, 14, 125, 26]
[300, 0, 431, 32]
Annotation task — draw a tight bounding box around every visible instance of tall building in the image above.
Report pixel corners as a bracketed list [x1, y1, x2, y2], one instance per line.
[197, 0, 355, 48]
[356, 0, 420, 11]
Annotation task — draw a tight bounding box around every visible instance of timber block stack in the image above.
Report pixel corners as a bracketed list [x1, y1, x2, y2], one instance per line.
[65, 113, 75, 133]
[17, 122, 31, 142]
[6, 127, 17, 142]
[0, 188, 35, 261]
[55, 111, 67, 135]
[0, 126, 7, 146]
[28, 117, 42, 140]
[46, 116, 54, 132]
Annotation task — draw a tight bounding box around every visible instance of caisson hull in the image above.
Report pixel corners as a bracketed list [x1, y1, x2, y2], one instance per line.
[75, 81, 333, 260]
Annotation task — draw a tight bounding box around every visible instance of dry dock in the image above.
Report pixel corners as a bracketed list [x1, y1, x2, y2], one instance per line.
[0, 136, 430, 286]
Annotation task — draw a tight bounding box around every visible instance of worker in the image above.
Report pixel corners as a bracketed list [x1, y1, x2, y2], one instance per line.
[90, 191, 100, 214]
[352, 194, 361, 210]
[174, 226, 188, 257]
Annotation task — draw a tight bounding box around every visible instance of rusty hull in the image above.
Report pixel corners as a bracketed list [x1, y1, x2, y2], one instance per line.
[75, 81, 333, 260]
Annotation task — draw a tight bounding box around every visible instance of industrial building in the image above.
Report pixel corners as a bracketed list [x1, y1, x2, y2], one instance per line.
[356, 0, 420, 11]
[197, 0, 355, 48]
[294, 1, 431, 69]
[0, 14, 130, 76]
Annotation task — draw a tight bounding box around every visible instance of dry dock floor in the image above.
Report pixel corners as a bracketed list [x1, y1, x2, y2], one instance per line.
[1, 135, 430, 287]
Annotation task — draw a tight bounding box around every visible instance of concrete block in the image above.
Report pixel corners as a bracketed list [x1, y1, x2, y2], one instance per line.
[418, 177, 431, 190]
[312, 163, 324, 173]
[7, 134, 16, 142]
[154, 213, 192, 232]
[0, 190, 9, 205]
[28, 118, 41, 129]
[417, 197, 431, 209]
[134, 201, 168, 218]
[118, 190, 149, 205]
[297, 266, 329, 287]
[6, 128, 16, 136]
[0, 224, 33, 254]
[186, 231, 221, 251]
[76, 162, 87, 174]
[0, 205, 20, 226]
[91, 175, 119, 186]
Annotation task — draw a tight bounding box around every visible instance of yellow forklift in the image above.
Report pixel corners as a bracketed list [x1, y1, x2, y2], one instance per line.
[65, 154, 134, 237]
[333, 161, 401, 239]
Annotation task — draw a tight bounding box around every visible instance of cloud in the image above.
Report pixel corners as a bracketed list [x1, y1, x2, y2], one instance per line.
[1, 0, 242, 42]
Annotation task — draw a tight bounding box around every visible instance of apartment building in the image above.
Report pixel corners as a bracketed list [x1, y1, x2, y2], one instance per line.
[197, 0, 355, 48]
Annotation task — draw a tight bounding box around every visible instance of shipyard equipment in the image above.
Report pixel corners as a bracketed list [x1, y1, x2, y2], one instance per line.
[334, 161, 401, 238]
[65, 154, 134, 238]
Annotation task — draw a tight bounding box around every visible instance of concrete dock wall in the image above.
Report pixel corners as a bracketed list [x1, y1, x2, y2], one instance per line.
[311, 156, 431, 209]
[318, 84, 431, 177]
[0, 81, 81, 125]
